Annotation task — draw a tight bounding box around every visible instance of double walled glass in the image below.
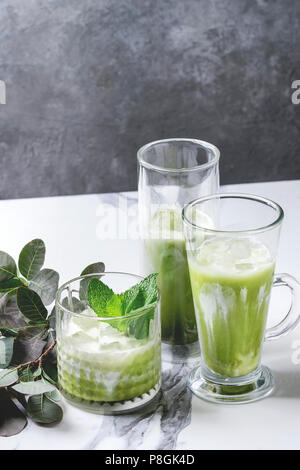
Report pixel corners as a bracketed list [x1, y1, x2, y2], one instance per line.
[138, 139, 220, 361]
[183, 194, 300, 403]
[56, 272, 161, 414]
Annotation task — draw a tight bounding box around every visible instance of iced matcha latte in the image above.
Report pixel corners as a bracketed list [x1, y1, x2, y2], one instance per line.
[57, 310, 160, 403]
[56, 273, 161, 413]
[144, 209, 197, 345]
[188, 238, 275, 377]
[184, 193, 300, 403]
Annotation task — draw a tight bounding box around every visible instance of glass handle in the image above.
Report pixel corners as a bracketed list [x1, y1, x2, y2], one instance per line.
[265, 273, 300, 341]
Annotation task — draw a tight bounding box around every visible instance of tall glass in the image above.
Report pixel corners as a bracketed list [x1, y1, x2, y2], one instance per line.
[56, 272, 161, 414]
[138, 139, 220, 362]
[183, 194, 300, 403]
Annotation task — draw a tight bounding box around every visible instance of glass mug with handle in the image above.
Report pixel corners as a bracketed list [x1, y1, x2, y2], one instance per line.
[183, 193, 300, 404]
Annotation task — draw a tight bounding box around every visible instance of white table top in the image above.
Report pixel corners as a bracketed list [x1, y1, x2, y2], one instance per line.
[1, 179, 300, 450]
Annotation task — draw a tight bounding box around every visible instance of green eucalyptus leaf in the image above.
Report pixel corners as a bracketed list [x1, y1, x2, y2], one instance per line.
[0, 328, 18, 337]
[0, 293, 7, 314]
[45, 389, 61, 403]
[48, 306, 56, 332]
[18, 239, 45, 280]
[19, 366, 34, 383]
[42, 362, 58, 386]
[0, 297, 27, 331]
[27, 394, 63, 424]
[0, 368, 18, 387]
[32, 366, 42, 378]
[81, 262, 105, 276]
[29, 269, 59, 306]
[79, 262, 105, 300]
[12, 379, 55, 395]
[27, 321, 48, 328]
[12, 328, 47, 365]
[0, 252, 17, 282]
[17, 287, 48, 323]
[0, 390, 27, 437]
[0, 337, 14, 368]
[0, 278, 23, 294]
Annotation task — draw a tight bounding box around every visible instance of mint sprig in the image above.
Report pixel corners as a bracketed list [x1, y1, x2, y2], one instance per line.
[87, 273, 158, 339]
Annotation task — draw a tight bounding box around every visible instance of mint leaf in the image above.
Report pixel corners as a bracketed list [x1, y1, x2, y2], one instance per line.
[138, 273, 159, 305]
[87, 278, 114, 316]
[106, 294, 124, 316]
[128, 305, 156, 340]
[123, 273, 158, 314]
[79, 262, 105, 300]
[122, 274, 158, 339]
[123, 286, 144, 314]
[87, 274, 159, 340]
[88, 274, 159, 318]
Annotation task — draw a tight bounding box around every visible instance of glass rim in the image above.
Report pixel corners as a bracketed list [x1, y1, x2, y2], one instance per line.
[137, 138, 220, 173]
[182, 192, 284, 235]
[55, 271, 159, 320]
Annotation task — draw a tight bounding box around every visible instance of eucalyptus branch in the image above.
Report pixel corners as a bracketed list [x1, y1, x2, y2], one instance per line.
[17, 340, 57, 371]
[0, 238, 105, 433]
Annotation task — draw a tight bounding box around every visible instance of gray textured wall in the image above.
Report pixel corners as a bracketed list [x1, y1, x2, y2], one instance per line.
[0, 0, 299, 199]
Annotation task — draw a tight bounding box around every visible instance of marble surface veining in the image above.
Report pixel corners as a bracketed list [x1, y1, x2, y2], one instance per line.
[83, 361, 193, 450]
[0, 359, 194, 450]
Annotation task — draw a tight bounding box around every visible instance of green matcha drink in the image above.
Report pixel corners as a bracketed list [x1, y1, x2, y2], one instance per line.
[144, 209, 197, 345]
[188, 237, 275, 377]
[56, 273, 161, 412]
[58, 308, 161, 403]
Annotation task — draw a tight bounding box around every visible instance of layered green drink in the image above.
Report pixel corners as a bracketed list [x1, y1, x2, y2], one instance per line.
[56, 273, 161, 413]
[144, 209, 197, 345]
[57, 309, 160, 403]
[188, 237, 275, 377]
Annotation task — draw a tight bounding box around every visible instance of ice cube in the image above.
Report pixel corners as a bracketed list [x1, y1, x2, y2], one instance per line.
[235, 262, 254, 272]
[228, 239, 251, 261]
[72, 316, 99, 331]
[84, 326, 99, 340]
[100, 340, 121, 351]
[68, 331, 98, 353]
